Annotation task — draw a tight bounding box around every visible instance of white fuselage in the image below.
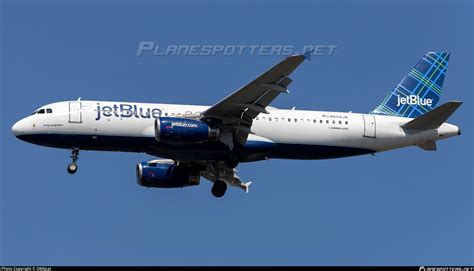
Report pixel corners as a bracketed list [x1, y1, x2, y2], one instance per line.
[11, 100, 460, 161]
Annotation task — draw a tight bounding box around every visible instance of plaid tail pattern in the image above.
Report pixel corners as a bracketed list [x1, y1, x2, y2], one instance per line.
[370, 52, 450, 118]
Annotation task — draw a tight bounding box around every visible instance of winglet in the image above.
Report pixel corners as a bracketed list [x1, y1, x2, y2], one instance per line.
[303, 49, 314, 61]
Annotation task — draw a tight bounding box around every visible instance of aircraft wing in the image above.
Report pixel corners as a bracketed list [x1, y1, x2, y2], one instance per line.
[203, 52, 311, 145]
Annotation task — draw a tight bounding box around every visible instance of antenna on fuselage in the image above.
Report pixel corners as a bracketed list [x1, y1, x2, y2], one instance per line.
[77, 97, 82, 101]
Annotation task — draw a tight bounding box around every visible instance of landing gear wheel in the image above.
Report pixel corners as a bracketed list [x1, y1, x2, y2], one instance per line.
[67, 148, 80, 174]
[67, 163, 78, 174]
[224, 151, 239, 168]
[211, 180, 227, 198]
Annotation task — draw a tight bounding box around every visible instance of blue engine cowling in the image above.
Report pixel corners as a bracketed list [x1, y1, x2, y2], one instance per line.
[136, 161, 201, 188]
[154, 117, 220, 144]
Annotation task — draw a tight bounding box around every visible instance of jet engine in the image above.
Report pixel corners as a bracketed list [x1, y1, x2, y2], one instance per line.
[154, 117, 220, 144]
[136, 160, 200, 188]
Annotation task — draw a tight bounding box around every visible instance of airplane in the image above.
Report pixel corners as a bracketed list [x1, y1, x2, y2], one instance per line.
[11, 51, 462, 198]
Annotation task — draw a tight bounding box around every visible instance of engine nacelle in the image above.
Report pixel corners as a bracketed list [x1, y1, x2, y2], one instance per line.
[155, 117, 220, 144]
[136, 161, 200, 188]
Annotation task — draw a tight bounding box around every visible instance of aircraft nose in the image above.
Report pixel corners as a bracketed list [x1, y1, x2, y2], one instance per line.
[11, 119, 27, 137]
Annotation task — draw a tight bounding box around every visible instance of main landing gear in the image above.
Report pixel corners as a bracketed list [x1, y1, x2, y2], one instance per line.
[211, 180, 227, 198]
[67, 148, 79, 174]
[211, 151, 240, 197]
[224, 151, 239, 169]
[211, 162, 227, 198]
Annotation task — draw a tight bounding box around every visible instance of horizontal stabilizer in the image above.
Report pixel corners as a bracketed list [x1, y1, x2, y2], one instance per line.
[401, 101, 462, 130]
[417, 141, 437, 151]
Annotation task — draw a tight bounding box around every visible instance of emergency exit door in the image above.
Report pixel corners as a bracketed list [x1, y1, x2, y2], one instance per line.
[363, 115, 376, 138]
[69, 102, 82, 123]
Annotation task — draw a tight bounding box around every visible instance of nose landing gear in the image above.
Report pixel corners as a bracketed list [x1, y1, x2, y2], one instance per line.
[67, 148, 79, 174]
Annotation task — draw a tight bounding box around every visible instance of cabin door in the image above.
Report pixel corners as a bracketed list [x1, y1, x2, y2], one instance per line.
[363, 115, 376, 138]
[69, 102, 82, 123]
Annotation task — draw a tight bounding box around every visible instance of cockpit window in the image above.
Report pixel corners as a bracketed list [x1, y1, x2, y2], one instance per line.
[31, 108, 52, 115]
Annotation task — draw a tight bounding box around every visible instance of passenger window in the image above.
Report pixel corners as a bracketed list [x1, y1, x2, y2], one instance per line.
[294, 118, 297, 122]
[313, 119, 316, 123]
[326, 120, 329, 124]
[307, 119, 310, 122]
[320, 120, 323, 123]
[256, 117, 259, 120]
[332, 120, 335, 124]
[288, 118, 291, 122]
[165, 112, 168, 116]
[345, 121, 348, 125]
[46, 108, 52, 113]
[275, 117, 278, 122]
[339, 120, 342, 124]
[269, 117, 272, 121]
[37, 109, 45, 114]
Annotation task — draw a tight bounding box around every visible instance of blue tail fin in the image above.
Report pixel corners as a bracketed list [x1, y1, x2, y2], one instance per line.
[370, 52, 450, 118]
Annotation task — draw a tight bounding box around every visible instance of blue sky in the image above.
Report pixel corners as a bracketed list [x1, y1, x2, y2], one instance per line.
[1, 0, 473, 266]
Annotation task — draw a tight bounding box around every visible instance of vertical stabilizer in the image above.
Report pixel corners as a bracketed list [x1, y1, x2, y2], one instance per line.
[371, 52, 450, 118]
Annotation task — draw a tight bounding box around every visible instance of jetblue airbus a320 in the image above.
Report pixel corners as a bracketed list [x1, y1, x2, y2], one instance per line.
[12, 52, 462, 197]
